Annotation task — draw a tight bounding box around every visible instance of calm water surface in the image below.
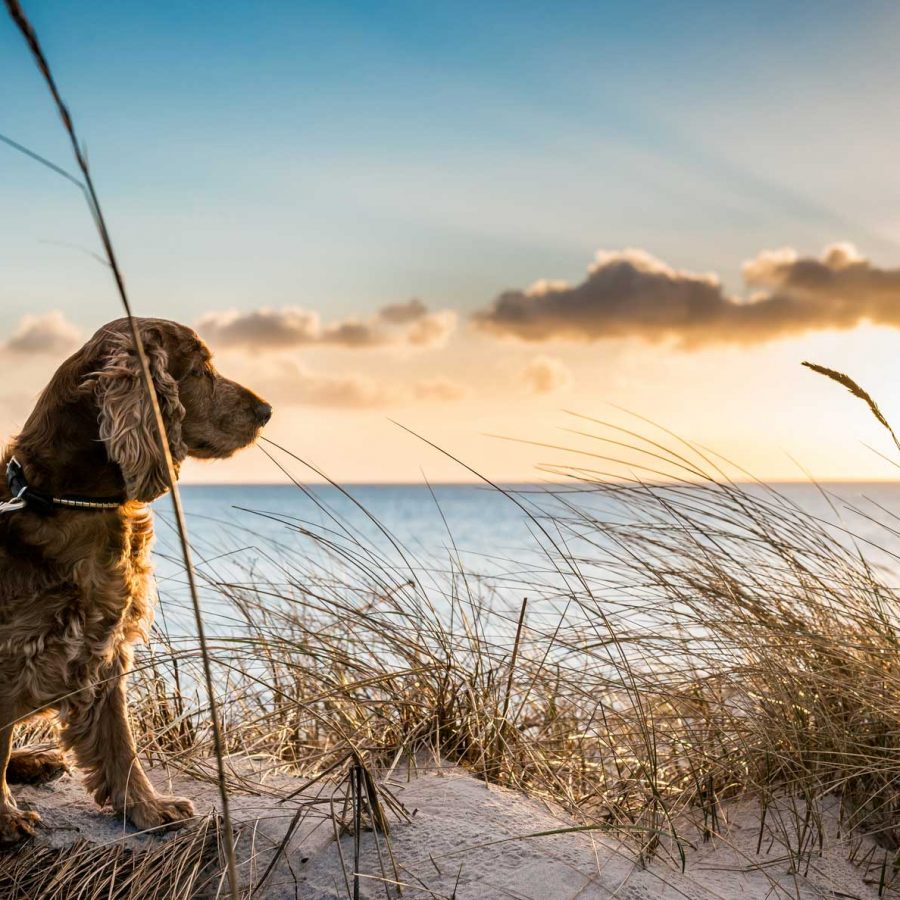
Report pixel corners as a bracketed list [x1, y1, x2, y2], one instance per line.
[151, 483, 900, 635]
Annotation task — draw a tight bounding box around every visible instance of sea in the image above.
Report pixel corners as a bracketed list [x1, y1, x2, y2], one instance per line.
[150, 482, 900, 638]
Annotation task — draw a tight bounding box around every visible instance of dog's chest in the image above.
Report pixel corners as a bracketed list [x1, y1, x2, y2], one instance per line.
[76, 517, 155, 657]
[0, 511, 156, 704]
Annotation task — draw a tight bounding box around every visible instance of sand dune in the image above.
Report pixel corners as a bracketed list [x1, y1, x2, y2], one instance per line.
[4, 756, 893, 899]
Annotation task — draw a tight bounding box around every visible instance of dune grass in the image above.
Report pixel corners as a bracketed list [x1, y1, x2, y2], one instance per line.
[48, 415, 885, 897]
[0, 817, 224, 900]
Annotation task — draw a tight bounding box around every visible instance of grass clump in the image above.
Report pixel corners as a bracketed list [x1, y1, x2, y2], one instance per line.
[116, 417, 900, 896]
[0, 816, 224, 899]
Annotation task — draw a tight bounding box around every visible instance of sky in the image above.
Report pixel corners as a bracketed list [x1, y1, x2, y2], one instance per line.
[3, 1, 900, 483]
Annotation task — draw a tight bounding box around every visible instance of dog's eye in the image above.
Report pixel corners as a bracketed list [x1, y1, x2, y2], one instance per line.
[190, 366, 205, 378]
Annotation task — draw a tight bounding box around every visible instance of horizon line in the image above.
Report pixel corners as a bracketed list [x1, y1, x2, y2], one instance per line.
[177, 478, 900, 487]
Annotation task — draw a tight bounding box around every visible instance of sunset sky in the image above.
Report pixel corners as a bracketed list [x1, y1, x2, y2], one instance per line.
[3, 1, 900, 483]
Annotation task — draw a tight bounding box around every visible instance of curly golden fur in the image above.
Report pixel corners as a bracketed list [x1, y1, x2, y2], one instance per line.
[0, 318, 271, 843]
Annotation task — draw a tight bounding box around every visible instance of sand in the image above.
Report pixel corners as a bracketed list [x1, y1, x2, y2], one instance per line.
[7, 756, 895, 899]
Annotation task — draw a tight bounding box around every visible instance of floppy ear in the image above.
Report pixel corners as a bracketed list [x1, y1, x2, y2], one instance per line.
[95, 326, 187, 502]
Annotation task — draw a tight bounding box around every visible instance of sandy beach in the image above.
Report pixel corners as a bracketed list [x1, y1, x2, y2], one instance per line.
[4, 755, 893, 899]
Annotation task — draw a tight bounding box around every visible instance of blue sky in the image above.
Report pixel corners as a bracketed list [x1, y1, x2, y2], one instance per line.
[3, 1, 900, 482]
[4, 1, 898, 324]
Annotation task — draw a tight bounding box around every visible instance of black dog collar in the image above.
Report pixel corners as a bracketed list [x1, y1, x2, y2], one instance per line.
[3, 457, 125, 514]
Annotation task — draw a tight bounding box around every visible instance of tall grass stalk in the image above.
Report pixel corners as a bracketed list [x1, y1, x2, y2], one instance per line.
[1, 3, 240, 895]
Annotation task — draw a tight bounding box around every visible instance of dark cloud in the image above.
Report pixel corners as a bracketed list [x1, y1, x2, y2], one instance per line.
[4, 312, 82, 355]
[194, 308, 319, 349]
[472, 245, 900, 347]
[319, 320, 382, 348]
[377, 298, 428, 324]
[197, 300, 456, 351]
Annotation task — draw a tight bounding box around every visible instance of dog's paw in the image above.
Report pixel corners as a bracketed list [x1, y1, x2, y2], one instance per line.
[127, 794, 195, 831]
[7, 748, 69, 785]
[0, 807, 41, 845]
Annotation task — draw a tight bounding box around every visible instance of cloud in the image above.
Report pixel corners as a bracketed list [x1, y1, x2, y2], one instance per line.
[196, 299, 456, 351]
[256, 361, 465, 409]
[472, 244, 900, 348]
[522, 356, 572, 394]
[289, 368, 393, 408]
[256, 361, 391, 408]
[405, 311, 458, 348]
[377, 298, 428, 324]
[413, 377, 467, 402]
[4, 312, 82, 355]
[195, 308, 320, 349]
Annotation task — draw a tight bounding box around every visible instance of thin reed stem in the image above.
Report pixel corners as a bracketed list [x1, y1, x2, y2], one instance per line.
[1, 3, 240, 896]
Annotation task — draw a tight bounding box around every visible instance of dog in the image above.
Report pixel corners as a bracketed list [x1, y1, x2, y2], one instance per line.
[0, 317, 271, 843]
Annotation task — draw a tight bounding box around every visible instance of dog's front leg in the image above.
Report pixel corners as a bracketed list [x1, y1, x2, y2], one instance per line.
[60, 654, 194, 831]
[0, 704, 40, 844]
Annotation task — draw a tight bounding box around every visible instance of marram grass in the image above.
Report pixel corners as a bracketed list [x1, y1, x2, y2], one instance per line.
[103, 413, 900, 896]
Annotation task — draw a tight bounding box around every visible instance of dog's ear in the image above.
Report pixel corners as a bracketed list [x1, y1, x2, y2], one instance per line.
[95, 324, 187, 502]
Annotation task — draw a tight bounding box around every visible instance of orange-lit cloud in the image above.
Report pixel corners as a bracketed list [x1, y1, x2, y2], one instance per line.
[256, 361, 465, 408]
[4, 312, 81, 355]
[472, 244, 900, 347]
[267, 364, 392, 408]
[196, 300, 456, 351]
[413, 377, 467, 402]
[522, 356, 572, 394]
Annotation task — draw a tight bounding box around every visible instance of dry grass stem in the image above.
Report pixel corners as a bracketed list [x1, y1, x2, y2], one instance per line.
[1, 2, 240, 894]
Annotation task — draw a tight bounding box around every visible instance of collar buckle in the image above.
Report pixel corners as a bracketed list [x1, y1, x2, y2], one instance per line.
[4, 456, 124, 514]
[6, 457, 54, 515]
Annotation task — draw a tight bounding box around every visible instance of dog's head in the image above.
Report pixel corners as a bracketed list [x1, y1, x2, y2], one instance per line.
[17, 317, 272, 504]
[90, 318, 272, 502]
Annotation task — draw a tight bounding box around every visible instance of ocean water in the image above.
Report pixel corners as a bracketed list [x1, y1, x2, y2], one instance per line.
[150, 482, 900, 637]
[151, 483, 552, 635]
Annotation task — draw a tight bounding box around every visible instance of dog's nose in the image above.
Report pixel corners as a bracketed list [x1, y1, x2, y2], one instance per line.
[254, 402, 273, 425]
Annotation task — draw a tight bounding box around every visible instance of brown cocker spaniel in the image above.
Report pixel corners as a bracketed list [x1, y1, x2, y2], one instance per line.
[0, 317, 271, 843]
